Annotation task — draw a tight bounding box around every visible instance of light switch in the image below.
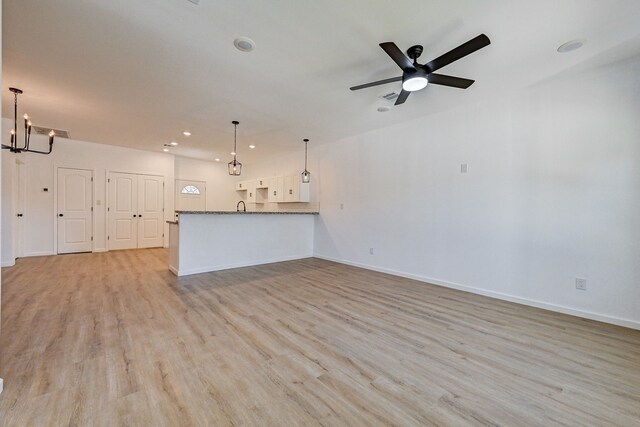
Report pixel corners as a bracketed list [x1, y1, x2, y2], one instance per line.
[461, 163, 468, 173]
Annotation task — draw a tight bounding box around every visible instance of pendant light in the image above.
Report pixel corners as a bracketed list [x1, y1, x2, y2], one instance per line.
[1, 87, 56, 154]
[301, 138, 311, 183]
[228, 120, 242, 176]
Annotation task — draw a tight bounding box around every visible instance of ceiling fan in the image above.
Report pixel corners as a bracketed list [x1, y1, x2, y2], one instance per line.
[350, 34, 491, 105]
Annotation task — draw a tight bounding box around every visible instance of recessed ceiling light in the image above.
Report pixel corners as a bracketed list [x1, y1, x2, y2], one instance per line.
[377, 106, 390, 113]
[183, 131, 191, 136]
[169, 141, 179, 146]
[249, 144, 256, 149]
[234, 37, 256, 52]
[163, 148, 170, 152]
[215, 158, 220, 162]
[557, 39, 586, 53]
[230, 151, 236, 156]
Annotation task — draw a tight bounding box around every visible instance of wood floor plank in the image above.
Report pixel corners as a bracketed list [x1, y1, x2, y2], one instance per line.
[1, 249, 639, 426]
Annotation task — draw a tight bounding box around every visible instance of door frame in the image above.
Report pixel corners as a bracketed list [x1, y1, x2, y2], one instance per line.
[175, 178, 207, 212]
[106, 170, 166, 251]
[53, 166, 96, 255]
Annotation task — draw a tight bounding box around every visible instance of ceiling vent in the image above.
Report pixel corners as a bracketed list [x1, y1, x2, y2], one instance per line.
[32, 126, 70, 139]
[380, 91, 399, 101]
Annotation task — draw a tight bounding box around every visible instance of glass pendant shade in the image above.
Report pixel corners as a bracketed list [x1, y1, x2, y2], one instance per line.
[301, 138, 311, 183]
[228, 120, 242, 176]
[228, 158, 242, 175]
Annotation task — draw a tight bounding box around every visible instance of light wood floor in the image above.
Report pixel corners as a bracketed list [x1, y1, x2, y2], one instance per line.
[0, 249, 638, 426]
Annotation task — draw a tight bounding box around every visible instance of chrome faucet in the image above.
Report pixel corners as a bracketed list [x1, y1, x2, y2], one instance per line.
[236, 201, 246, 212]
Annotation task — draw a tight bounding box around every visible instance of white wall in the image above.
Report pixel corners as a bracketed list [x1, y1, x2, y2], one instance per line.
[0, 124, 176, 262]
[1, 153, 15, 266]
[313, 56, 640, 328]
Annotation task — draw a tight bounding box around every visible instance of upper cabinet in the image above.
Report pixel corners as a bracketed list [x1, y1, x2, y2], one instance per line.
[283, 175, 310, 202]
[235, 180, 249, 191]
[238, 175, 309, 203]
[267, 176, 284, 203]
[256, 178, 268, 189]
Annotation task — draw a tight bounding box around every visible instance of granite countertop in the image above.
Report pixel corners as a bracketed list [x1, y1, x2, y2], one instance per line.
[176, 211, 319, 215]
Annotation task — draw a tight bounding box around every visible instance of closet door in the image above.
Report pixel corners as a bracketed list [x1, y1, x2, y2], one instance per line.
[137, 175, 164, 248]
[108, 172, 138, 250]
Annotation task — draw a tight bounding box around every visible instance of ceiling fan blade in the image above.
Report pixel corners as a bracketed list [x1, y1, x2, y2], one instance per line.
[379, 42, 416, 72]
[394, 89, 411, 105]
[427, 73, 475, 89]
[425, 34, 490, 73]
[350, 76, 402, 91]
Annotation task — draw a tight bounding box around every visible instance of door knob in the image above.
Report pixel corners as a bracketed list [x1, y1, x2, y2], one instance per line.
[133, 214, 137, 217]
[58, 213, 63, 217]
[139, 214, 142, 218]
[17, 213, 23, 217]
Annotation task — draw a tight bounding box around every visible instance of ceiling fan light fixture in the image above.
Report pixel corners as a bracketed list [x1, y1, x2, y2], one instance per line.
[402, 70, 429, 92]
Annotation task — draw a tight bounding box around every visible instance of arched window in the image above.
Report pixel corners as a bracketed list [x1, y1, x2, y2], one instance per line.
[180, 185, 201, 195]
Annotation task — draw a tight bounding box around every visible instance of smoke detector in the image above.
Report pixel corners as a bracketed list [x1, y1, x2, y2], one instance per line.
[558, 39, 586, 53]
[234, 37, 256, 52]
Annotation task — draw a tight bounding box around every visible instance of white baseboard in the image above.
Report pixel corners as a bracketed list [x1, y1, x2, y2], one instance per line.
[0, 378, 3, 394]
[24, 251, 56, 257]
[175, 254, 313, 277]
[93, 248, 108, 253]
[168, 265, 179, 276]
[1, 260, 16, 267]
[313, 254, 640, 331]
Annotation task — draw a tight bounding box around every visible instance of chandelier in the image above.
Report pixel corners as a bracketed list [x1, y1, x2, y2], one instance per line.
[1, 87, 56, 154]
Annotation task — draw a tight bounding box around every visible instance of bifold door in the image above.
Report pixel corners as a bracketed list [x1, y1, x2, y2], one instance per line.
[57, 168, 93, 254]
[108, 172, 164, 250]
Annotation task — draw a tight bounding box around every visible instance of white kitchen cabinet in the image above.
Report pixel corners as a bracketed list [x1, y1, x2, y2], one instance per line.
[282, 175, 310, 203]
[236, 175, 309, 204]
[268, 176, 284, 202]
[246, 181, 257, 203]
[283, 175, 297, 202]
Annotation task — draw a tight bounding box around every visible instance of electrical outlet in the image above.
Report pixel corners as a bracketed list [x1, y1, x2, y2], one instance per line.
[461, 163, 468, 173]
[575, 278, 587, 290]
[369, 248, 374, 255]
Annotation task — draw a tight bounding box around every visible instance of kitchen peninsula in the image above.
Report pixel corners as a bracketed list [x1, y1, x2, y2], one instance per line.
[168, 211, 318, 276]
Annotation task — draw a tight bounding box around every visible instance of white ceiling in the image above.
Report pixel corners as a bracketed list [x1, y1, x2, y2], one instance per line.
[3, 0, 640, 162]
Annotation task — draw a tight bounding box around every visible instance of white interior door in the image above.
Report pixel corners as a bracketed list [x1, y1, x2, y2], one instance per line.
[15, 159, 26, 258]
[175, 179, 205, 212]
[57, 168, 93, 254]
[108, 172, 138, 250]
[137, 175, 164, 248]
